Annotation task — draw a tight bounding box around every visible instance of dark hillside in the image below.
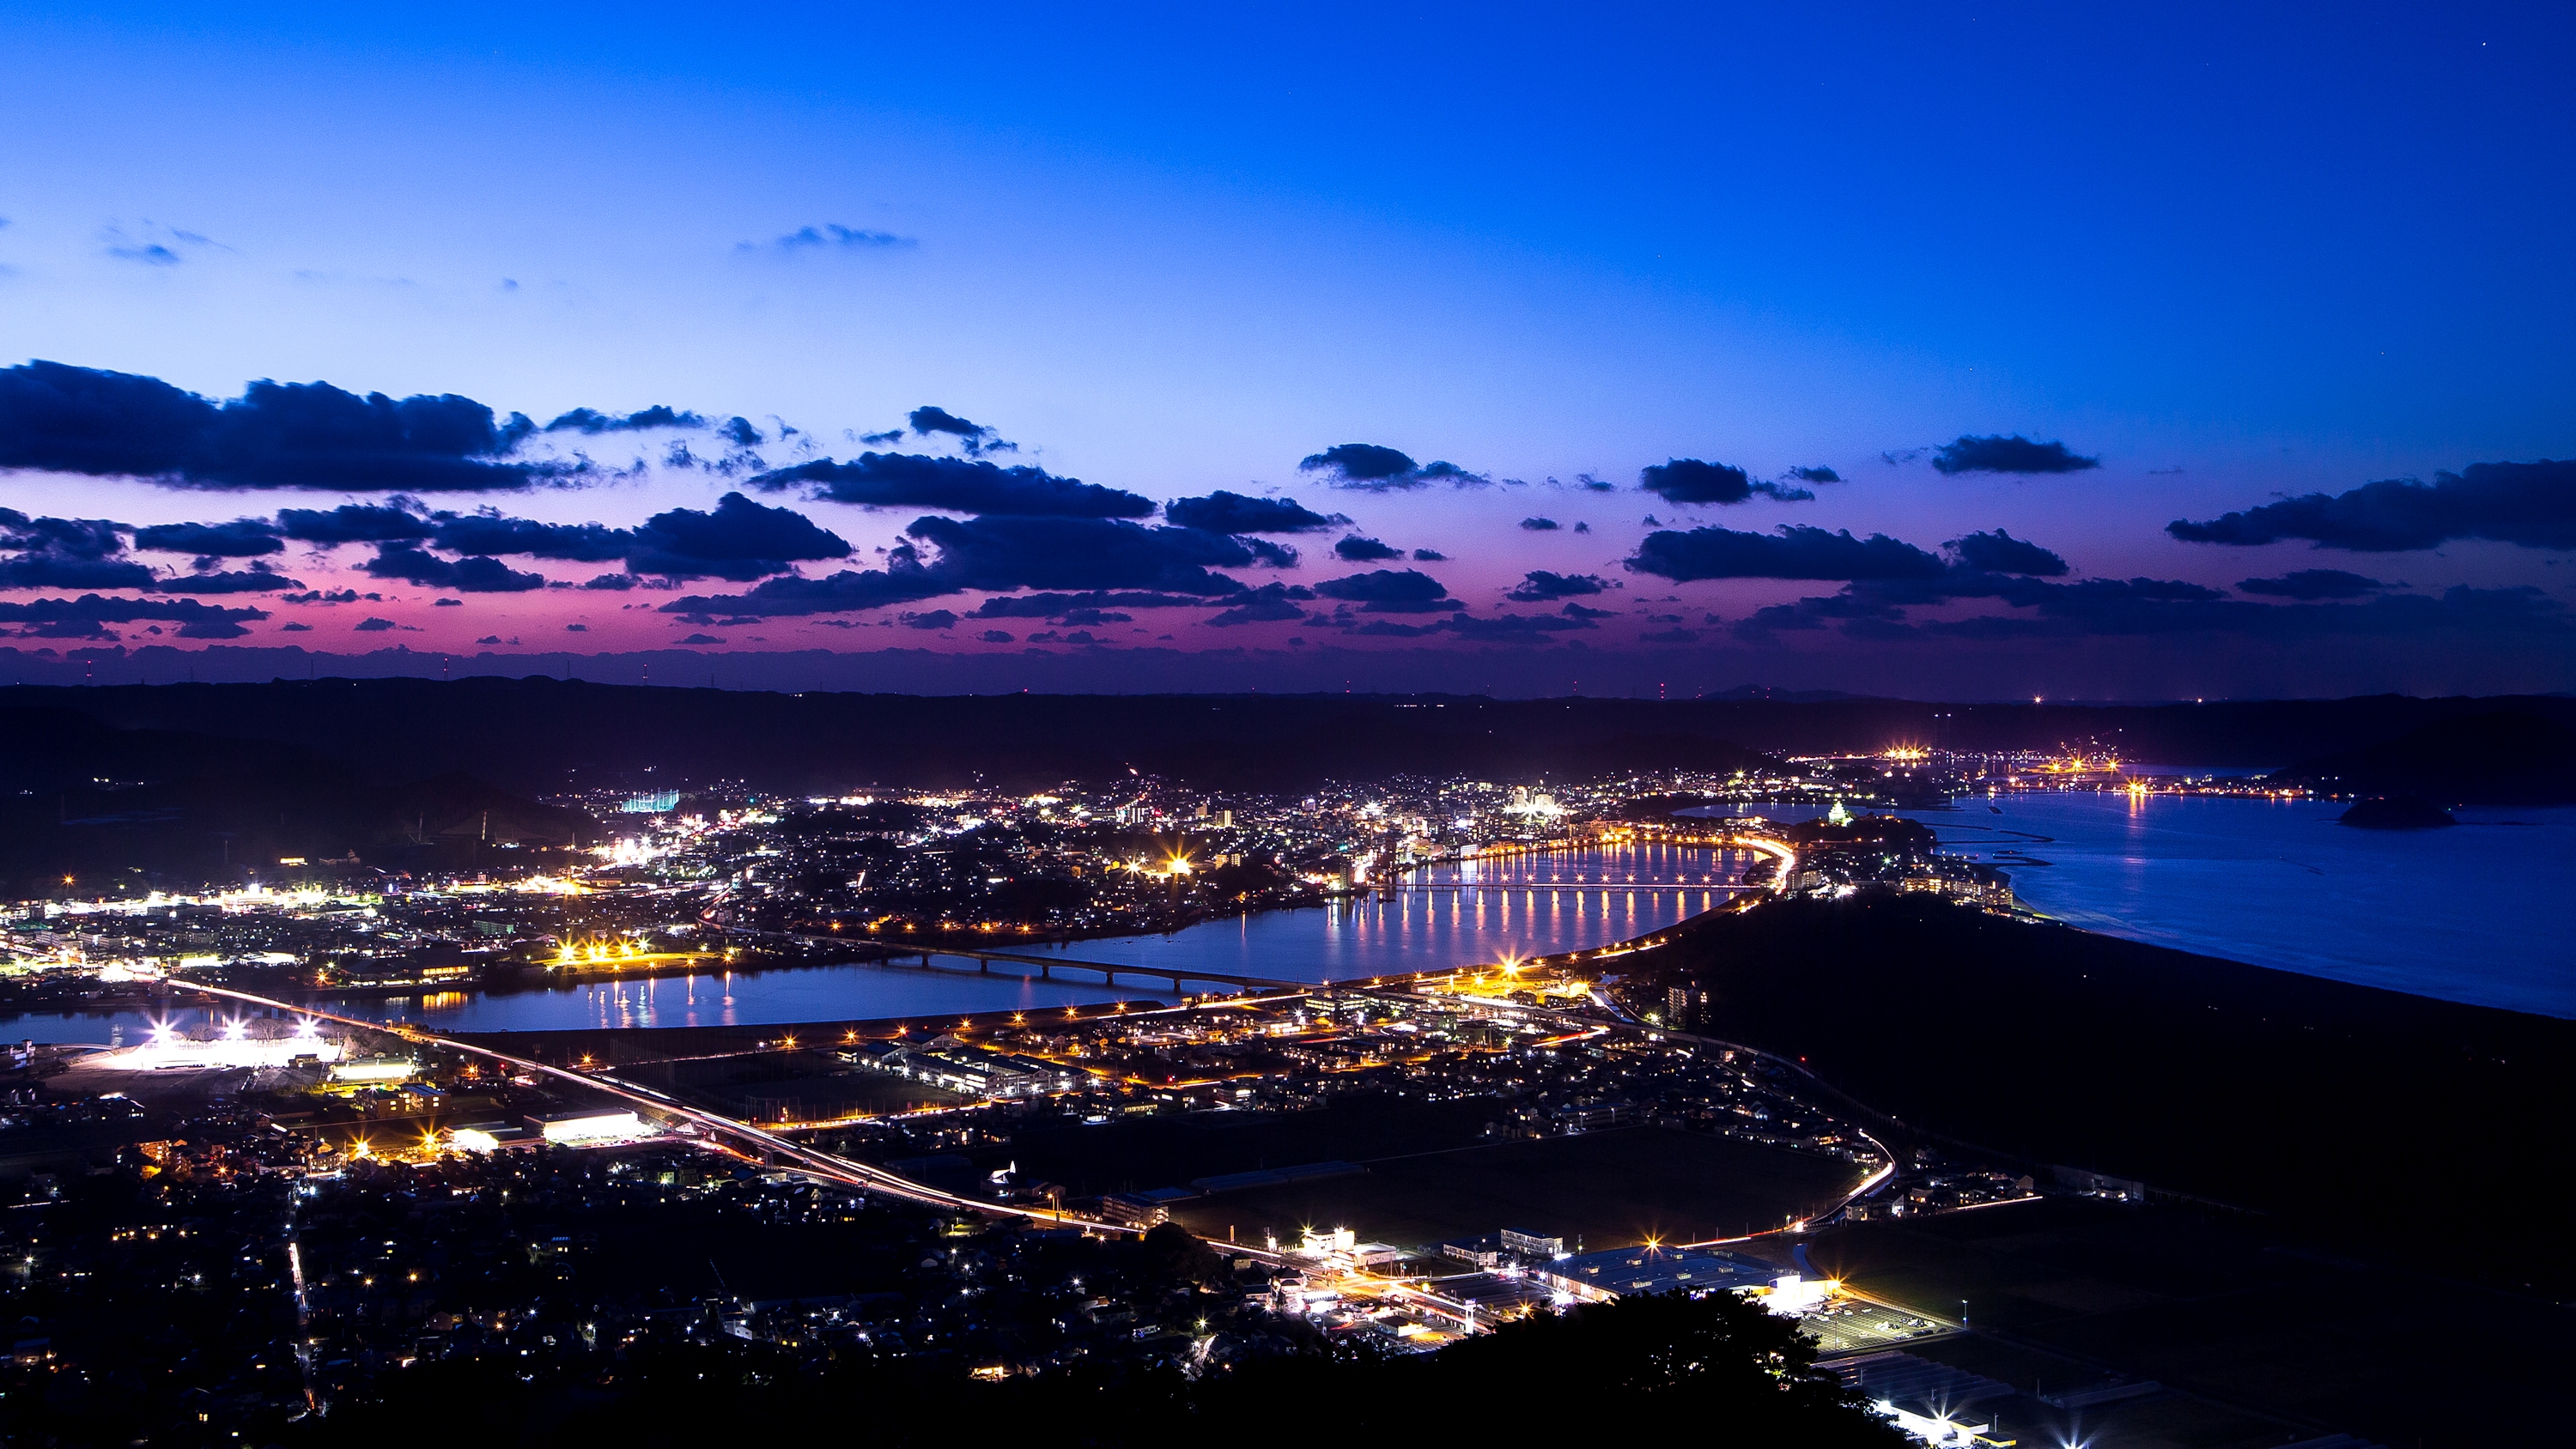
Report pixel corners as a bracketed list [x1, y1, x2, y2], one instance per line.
[0, 707, 592, 892]
[2275, 711, 2576, 803]
[1638, 895, 2576, 1287]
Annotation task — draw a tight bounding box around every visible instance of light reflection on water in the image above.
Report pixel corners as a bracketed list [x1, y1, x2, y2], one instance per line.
[2, 844, 1746, 1042]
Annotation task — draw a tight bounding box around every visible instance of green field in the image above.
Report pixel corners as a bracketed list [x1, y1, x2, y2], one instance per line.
[1169, 1126, 1862, 1251]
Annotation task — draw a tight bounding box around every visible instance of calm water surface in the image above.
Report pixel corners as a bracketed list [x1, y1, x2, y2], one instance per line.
[1723, 795, 2576, 1018]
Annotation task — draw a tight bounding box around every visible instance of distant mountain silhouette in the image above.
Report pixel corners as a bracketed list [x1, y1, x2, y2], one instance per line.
[8, 679, 2571, 797]
[2275, 712, 2576, 804]
[0, 706, 593, 892]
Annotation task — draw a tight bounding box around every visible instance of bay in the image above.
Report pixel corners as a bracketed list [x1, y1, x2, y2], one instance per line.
[1722, 795, 2576, 1018]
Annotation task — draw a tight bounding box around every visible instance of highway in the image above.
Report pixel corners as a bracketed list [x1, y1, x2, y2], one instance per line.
[164, 978, 1149, 1237]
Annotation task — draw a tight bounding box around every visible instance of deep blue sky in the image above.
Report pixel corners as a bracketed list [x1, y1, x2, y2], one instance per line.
[1, 3, 2570, 697]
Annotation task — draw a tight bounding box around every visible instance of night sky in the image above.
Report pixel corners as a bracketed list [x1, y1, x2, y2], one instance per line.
[2, 3, 2570, 698]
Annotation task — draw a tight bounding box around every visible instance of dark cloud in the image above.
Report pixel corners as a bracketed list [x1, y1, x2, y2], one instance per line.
[132, 518, 284, 559]
[752, 224, 917, 252]
[905, 406, 1012, 458]
[282, 621, 312, 632]
[2239, 569, 2385, 600]
[1930, 434, 2101, 476]
[429, 514, 629, 562]
[1638, 458, 1814, 506]
[677, 633, 726, 645]
[1786, 466, 1842, 484]
[276, 502, 434, 543]
[1412, 548, 1448, 562]
[1312, 568, 1457, 613]
[0, 554, 156, 590]
[1641, 627, 1699, 643]
[361, 546, 546, 592]
[969, 591, 1233, 618]
[1628, 524, 1947, 583]
[902, 609, 959, 631]
[1297, 444, 1486, 490]
[542, 405, 703, 435]
[1240, 537, 1299, 567]
[1334, 535, 1403, 561]
[717, 416, 764, 448]
[0, 508, 155, 589]
[902, 516, 1255, 596]
[2166, 460, 2576, 552]
[753, 453, 1154, 518]
[0, 593, 266, 640]
[1, 511, 125, 560]
[1203, 582, 1320, 627]
[1519, 517, 1560, 531]
[979, 629, 1014, 643]
[1508, 570, 1612, 602]
[410, 493, 846, 584]
[150, 563, 305, 594]
[1945, 529, 2069, 577]
[582, 573, 636, 591]
[1163, 491, 1338, 534]
[564, 623, 588, 633]
[626, 492, 851, 581]
[665, 563, 948, 620]
[655, 512, 1261, 621]
[1560, 601, 1615, 620]
[0, 361, 541, 490]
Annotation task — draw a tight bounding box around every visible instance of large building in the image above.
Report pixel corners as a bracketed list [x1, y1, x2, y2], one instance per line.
[1531, 1244, 1778, 1304]
[843, 1034, 1084, 1099]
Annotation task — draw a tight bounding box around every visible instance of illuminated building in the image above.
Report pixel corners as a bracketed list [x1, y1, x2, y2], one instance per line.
[526, 1108, 647, 1143]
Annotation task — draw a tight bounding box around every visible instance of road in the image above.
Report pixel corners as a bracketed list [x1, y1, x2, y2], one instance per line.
[165, 979, 1148, 1236]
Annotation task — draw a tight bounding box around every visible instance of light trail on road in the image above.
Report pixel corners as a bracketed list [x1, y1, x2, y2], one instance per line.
[165, 979, 1147, 1236]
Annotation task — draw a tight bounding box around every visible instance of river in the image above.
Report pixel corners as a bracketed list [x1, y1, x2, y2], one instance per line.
[4, 841, 1756, 1043]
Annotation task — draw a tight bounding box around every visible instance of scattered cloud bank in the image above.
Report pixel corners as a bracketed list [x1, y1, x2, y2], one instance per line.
[753, 453, 1154, 518]
[1629, 524, 1947, 582]
[0, 361, 546, 491]
[1639, 458, 1815, 505]
[1945, 529, 2069, 578]
[1163, 491, 1337, 534]
[1930, 434, 2101, 476]
[2168, 460, 2576, 551]
[1297, 443, 1486, 490]
[1507, 571, 1612, 602]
